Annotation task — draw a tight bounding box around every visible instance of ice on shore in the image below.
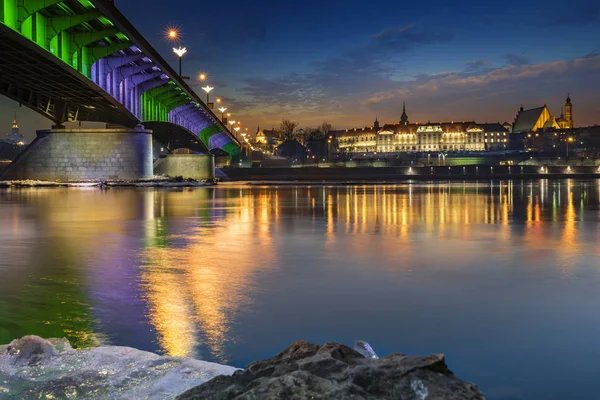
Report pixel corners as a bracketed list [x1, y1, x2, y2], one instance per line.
[0, 336, 237, 400]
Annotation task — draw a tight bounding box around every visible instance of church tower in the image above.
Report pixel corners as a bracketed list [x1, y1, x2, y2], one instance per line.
[373, 115, 380, 133]
[564, 94, 573, 128]
[400, 102, 409, 125]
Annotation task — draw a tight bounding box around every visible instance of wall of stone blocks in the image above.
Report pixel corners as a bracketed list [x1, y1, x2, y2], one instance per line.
[1, 128, 153, 181]
[153, 154, 215, 180]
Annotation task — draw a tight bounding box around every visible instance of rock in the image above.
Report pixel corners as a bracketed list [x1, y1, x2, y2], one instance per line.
[4, 335, 58, 366]
[0, 336, 237, 400]
[177, 341, 485, 400]
[354, 340, 379, 359]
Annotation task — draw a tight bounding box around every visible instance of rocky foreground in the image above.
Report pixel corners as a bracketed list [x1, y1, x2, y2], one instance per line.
[0, 336, 484, 399]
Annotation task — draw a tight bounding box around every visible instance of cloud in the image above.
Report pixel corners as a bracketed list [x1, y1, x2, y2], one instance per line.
[464, 59, 491, 72]
[504, 53, 531, 67]
[233, 24, 451, 124]
[361, 54, 600, 125]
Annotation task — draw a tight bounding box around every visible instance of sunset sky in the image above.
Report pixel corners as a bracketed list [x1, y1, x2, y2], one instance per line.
[1, 0, 599, 140]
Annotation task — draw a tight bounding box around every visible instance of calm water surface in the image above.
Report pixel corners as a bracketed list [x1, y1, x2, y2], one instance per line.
[1, 181, 600, 399]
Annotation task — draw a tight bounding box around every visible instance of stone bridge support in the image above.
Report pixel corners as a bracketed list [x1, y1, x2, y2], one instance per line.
[0, 126, 153, 181]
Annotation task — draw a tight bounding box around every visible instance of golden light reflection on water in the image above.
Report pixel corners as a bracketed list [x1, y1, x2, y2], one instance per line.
[125, 181, 600, 360]
[4, 181, 597, 359]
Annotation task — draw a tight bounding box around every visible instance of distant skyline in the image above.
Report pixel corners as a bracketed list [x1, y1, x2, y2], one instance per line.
[2, 0, 600, 140]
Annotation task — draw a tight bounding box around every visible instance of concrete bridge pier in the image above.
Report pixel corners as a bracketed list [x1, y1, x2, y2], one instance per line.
[0, 127, 153, 181]
[153, 154, 215, 181]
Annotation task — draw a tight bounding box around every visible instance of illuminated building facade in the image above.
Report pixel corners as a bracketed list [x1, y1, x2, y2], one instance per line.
[333, 105, 509, 154]
[512, 95, 574, 133]
[254, 127, 282, 153]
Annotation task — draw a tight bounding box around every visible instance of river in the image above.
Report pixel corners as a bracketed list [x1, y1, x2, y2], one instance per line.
[1, 181, 599, 399]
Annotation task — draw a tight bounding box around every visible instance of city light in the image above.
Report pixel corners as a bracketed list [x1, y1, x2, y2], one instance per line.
[172, 47, 187, 76]
[202, 85, 214, 104]
[218, 107, 227, 120]
[173, 47, 187, 58]
[165, 26, 181, 41]
[198, 73, 207, 81]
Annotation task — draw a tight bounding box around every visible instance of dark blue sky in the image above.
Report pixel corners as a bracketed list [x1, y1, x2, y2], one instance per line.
[2, 0, 600, 137]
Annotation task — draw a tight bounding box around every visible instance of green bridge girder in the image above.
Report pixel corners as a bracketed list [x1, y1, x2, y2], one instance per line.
[0, 0, 240, 156]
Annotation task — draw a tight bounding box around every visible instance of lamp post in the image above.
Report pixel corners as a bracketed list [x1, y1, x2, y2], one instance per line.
[202, 85, 214, 106]
[229, 120, 236, 134]
[566, 136, 574, 160]
[172, 47, 187, 77]
[234, 126, 240, 139]
[218, 107, 227, 121]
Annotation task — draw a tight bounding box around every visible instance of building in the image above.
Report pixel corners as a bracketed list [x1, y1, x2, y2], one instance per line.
[0, 115, 26, 161]
[5, 114, 24, 144]
[255, 127, 282, 153]
[512, 95, 574, 133]
[332, 104, 509, 154]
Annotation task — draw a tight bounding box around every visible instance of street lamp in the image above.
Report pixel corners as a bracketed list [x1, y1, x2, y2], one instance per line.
[201, 85, 214, 104]
[566, 136, 574, 159]
[173, 47, 187, 77]
[234, 126, 240, 139]
[218, 107, 227, 120]
[229, 120, 236, 133]
[198, 72, 207, 81]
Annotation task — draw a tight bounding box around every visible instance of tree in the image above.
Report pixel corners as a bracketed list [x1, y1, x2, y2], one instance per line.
[320, 122, 332, 138]
[279, 119, 299, 140]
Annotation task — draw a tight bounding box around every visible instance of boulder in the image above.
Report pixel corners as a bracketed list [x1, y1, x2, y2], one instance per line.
[177, 341, 485, 400]
[0, 336, 237, 400]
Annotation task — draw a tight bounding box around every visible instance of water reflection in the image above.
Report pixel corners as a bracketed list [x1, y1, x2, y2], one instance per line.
[2, 181, 600, 398]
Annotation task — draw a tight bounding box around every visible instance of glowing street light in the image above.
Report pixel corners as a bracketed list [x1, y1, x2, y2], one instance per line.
[234, 126, 240, 138]
[173, 47, 187, 76]
[165, 26, 181, 42]
[218, 107, 227, 120]
[201, 85, 214, 104]
[566, 136, 574, 159]
[198, 72, 207, 81]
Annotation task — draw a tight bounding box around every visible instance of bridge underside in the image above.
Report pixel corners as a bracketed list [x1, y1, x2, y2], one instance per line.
[143, 121, 208, 153]
[0, 23, 137, 127]
[0, 0, 240, 157]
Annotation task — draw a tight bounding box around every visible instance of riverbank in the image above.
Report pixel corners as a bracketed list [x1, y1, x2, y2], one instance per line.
[0, 177, 214, 188]
[0, 336, 484, 399]
[223, 165, 600, 182]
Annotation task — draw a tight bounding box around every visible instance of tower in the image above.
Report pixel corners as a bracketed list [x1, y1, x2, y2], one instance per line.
[564, 94, 573, 128]
[400, 102, 409, 125]
[374, 115, 380, 133]
[8, 112, 24, 143]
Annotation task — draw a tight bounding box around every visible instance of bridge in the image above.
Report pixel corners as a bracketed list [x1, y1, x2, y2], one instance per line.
[0, 0, 241, 180]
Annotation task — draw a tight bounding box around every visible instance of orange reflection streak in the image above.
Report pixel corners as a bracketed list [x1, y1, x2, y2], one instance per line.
[559, 181, 578, 273]
[140, 189, 275, 362]
[141, 251, 198, 357]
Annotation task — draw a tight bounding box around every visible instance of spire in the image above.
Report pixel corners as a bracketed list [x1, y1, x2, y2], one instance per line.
[12, 111, 18, 129]
[400, 101, 409, 124]
[566, 93, 571, 104]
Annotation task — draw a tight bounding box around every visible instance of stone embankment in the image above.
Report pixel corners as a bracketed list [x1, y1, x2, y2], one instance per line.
[0, 177, 214, 188]
[0, 336, 484, 399]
